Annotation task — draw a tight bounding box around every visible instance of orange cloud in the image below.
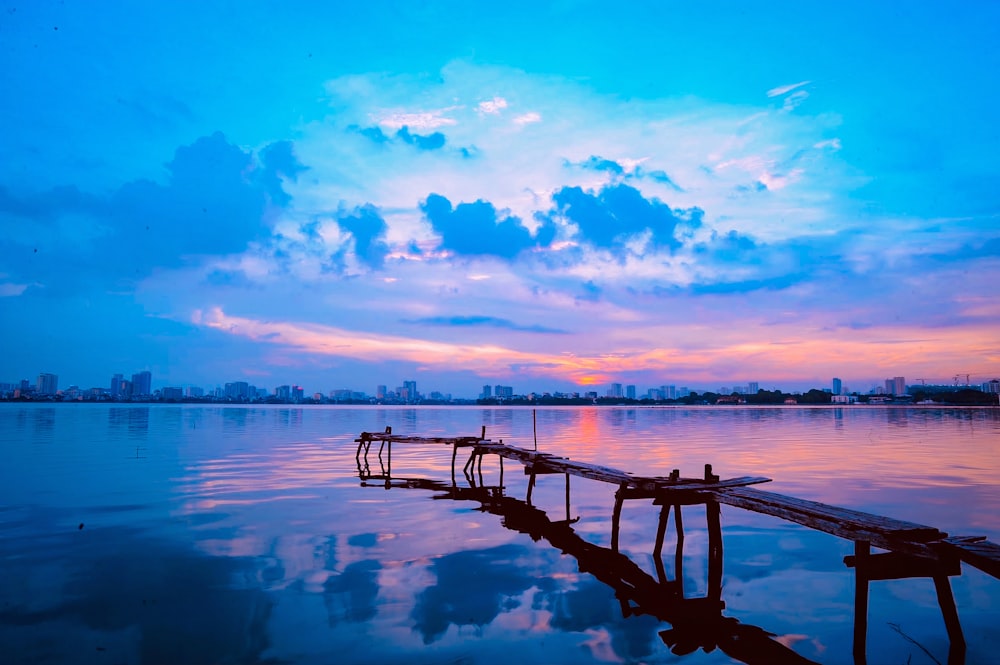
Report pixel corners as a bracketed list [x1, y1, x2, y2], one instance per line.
[192, 307, 1000, 385]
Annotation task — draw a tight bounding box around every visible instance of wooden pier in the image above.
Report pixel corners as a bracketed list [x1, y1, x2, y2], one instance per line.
[355, 428, 1000, 665]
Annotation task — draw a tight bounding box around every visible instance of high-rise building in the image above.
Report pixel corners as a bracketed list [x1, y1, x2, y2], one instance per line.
[110, 373, 124, 397]
[132, 371, 152, 396]
[36, 373, 58, 395]
[748, 381, 760, 395]
[886, 376, 906, 396]
[625, 385, 636, 399]
[403, 380, 417, 400]
[376, 385, 387, 399]
[481, 384, 492, 399]
[186, 386, 204, 398]
[610, 383, 623, 398]
[832, 378, 842, 395]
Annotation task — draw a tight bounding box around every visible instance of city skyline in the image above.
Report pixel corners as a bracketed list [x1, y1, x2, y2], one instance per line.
[2, 4, 999, 395]
[6, 364, 999, 402]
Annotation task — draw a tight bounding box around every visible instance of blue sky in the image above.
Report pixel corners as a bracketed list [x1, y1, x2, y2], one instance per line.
[2, 1, 998, 396]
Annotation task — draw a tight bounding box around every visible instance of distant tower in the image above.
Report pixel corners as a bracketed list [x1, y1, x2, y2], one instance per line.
[610, 383, 623, 398]
[36, 373, 58, 395]
[748, 381, 759, 394]
[376, 385, 387, 399]
[893, 376, 906, 396]
[625, 385, 636, 399]
[403, 380, 417, 400]
[132, 371, 152, 396]
[832, 378, 842, 396]
[481, 384, 492, 399]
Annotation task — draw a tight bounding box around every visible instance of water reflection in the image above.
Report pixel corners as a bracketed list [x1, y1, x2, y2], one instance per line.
[108, 406, 150, 437]
[4, 404, 999, 665]
[0, 514, 273, 665]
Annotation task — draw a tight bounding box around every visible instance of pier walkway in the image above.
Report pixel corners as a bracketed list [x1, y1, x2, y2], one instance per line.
[355, 428, 1000, 665]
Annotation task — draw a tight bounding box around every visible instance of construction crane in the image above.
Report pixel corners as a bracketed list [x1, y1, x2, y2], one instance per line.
[953, 373, 971, 387]
[915, 378, 927, 385]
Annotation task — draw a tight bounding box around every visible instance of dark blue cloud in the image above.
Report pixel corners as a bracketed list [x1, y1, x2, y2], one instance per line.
[637, 168, 684, 192]
[349, 124, 391, 144]
[580, 155, 625, 176]
[551, 183, 699, 254]
[259, 140, 307, 207]
[402, 315, 568, 334]
[396, 126, 446, 151]
[0, 132, 293, 293]
[338, 205, 390, 269]
[411, 545, 536, 644]
[422, 193, 552, 260]
[574, 156, 684, 191]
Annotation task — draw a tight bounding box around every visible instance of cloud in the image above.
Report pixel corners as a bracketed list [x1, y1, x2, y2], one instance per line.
[337, 204, 390, 269]
[193, 305, 1000, 387]
[477, 96, 508, 114]
[551, 183, 697, 254]
[403, 315, 568, 334]
[421, 193, 549, 259]
[512, 112, 541, 125]
[396, 126, 446, 151]
[0, 132, 287, 292]
[376, 109, 458, 130]
[767, 81, 811, 97]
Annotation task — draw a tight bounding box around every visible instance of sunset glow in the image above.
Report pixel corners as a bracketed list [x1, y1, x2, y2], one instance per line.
[2, 3, 998, 395]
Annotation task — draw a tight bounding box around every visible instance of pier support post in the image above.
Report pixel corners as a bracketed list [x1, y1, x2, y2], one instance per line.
[707, 500, 723, 599]
[611, 484, 626, 552]
[653, 503, 671, 583]
[853, 540, 871, 665]
[933, 574, 966, 662]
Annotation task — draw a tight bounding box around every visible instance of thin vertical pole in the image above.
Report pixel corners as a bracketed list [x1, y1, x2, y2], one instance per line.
[526, 471, 537, 505]
[853, 540, 871, 665]
[611, 485, 626, 552]
[653, 504, 671, 584]
[564, 473, 570, 521]
[533, 409, 538, 451]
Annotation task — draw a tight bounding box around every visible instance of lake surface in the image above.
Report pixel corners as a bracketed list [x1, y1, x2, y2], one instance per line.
[1, 404, 998, 664]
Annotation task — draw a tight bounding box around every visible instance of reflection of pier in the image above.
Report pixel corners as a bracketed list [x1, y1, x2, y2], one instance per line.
[355, 429, 1000, 665]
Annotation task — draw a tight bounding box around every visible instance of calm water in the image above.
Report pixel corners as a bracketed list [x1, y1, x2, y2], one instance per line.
[1, 404, 998, 664]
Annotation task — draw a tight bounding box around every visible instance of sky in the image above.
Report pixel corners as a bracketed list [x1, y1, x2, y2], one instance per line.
[2, 1, 999, 397]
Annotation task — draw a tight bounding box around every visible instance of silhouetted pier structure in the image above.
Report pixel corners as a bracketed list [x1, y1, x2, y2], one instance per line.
[355, 428, 1000, 665]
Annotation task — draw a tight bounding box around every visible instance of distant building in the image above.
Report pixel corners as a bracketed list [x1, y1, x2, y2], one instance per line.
[186, 386, 204, 398]
[481, 384, 492, 399]
[403, 380, 417, 400]
[832, 377, 842, 395]
[983, 379, 1000, 394]
[110, 373, 124, 397]
[748, 382, 759, 395]
[162, 387, 183, 400]
[225, 381, 249, 399]
[132, 371, 152, 397]
[885, 376, 906, 396]
[494, 385, 514, 398]
[609, 383, 623, 398]
[625, 385, 636, 399]
[376, 385, 387, 399]
[275, 385, 291, 400]
[36, 373, 58, 395]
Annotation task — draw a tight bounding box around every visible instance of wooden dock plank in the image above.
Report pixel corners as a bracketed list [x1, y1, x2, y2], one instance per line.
[941, 537, 1000, 579]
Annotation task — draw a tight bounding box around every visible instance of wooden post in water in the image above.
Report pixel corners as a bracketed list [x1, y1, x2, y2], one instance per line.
[533, 409, 538, 451]
[853, 540, 871, 665]
[611, 483, 627, 552]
